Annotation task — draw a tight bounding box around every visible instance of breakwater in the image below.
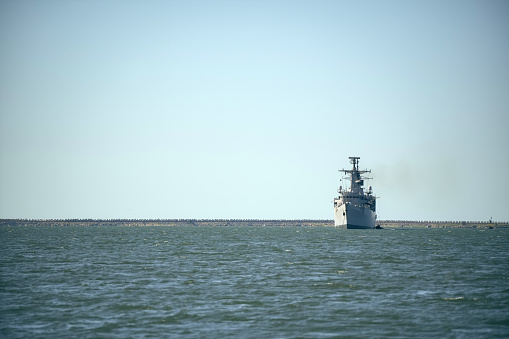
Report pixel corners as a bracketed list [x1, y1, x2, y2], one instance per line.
[1, 219, 507, 228]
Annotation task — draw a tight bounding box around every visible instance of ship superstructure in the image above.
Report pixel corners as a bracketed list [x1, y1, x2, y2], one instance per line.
[334, 157, 377, 229]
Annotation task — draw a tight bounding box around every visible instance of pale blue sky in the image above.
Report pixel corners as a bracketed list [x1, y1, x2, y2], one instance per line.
[1, 0, 508, 221]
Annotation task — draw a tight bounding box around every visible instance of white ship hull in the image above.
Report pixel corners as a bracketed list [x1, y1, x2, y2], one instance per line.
[334, 203, 376, 229]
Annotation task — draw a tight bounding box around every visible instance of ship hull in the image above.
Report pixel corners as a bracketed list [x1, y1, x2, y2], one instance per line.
[334, 203, 376, 229]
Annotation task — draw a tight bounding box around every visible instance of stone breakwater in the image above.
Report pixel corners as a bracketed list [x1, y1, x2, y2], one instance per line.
[1, 219, 507, 228]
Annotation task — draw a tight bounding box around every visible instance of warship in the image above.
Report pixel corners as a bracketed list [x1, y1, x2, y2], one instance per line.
[334, 157, 377, 229]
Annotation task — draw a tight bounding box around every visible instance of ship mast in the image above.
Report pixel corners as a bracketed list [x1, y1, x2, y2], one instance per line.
[340, 156, 371, 194]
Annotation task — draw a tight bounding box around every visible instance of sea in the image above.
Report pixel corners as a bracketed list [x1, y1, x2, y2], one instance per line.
[1, 224, 508, 338]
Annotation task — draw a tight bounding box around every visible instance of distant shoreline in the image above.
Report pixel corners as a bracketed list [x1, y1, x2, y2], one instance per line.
[1, 219, 507, 228]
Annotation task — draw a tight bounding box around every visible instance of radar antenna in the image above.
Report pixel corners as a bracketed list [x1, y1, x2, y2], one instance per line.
[339, 156, 371, 193]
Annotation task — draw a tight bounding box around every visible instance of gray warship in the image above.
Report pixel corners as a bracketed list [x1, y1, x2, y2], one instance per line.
[334, 157, 377, 229]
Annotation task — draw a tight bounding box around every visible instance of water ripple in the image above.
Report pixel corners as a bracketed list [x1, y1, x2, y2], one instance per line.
[1, 225, 508, 338]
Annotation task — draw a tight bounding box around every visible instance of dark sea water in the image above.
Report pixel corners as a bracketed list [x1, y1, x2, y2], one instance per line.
[1, 225, 508, 338]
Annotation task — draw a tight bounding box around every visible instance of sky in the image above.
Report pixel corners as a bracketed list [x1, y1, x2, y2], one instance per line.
[1, 0, 508, 221]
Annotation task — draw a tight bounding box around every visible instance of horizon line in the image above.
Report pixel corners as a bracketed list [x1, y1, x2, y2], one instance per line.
[1, 218, 506, 224]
